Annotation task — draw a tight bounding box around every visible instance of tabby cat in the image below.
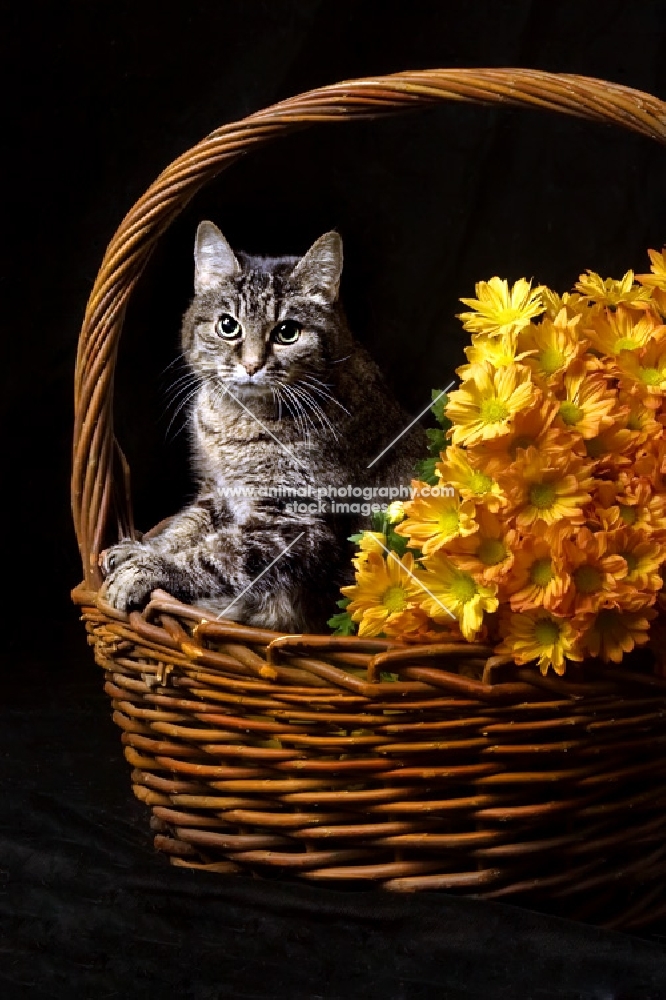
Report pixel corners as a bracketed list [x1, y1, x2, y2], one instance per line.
[100, 222, 426, 631]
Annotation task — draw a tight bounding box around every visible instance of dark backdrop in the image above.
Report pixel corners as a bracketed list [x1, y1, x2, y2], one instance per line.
[3, 1, 666, 997]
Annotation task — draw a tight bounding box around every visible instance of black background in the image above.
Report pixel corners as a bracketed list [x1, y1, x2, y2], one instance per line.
[4, 1, 666, 996]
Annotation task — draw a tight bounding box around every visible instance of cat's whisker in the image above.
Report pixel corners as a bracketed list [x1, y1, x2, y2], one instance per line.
[279, 381, 313, 446]
[330, 353, 353, 365]
[298, 376, 351, 417]
[289, 382, 340, 441]
[164, 381, 204, 440]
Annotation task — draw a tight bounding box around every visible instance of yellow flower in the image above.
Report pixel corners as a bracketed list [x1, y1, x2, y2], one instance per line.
[586, 304, 666, 357]
[352, 531, 387, 570]
[636, 250, 666, 316]
[541, 288, 589, 320]
[458, 328, 528, 378]
[506, 537, 570, 613]
[394, 484, 477, 557]
[435, 445, 506, 511]
[519, 309, 584, 387]
[556, 367, 618, 439]
[386, 501, 405, 524]
[496, 608, 584, 676]
[341, 550, 429, 639]
[580, 607, 656, 663]
[458, 277, 545, 336]
[417, 552, 498, 641]
[446, 362, 538, 447]
[616, 341, 666, 399]
[575, 269, 651, 307]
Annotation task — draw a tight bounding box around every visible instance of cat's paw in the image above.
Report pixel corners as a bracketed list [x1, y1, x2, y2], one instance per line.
[99, 539, 146, 577]
[100, 553, 168, 612]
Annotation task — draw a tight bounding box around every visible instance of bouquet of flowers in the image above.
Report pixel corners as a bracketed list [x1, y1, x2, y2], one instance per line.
[330, 250, 666, 677]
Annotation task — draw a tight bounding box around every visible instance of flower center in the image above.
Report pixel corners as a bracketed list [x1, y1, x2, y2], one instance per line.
[437, 508, 460, 536]
[450, 573, 478, 604]
[469, 470, 494, 495]
[480, 398, 509, 424]
[640, 366, 662, 386]
[382, 585, 407, 613]
[559, 400, 584, 426]
[621, 551, 639, 572]
[530, 557, 553, 587]
[626, 410, 643, 431]
[529, 481, 557, 510]
[615, 337, 638, 352]
[539, 346, 564, 375]
[573, 564, 603, 594]
[619, 504, 637, 525]
[533, 617, 561, 647]
[585, 436, 605, 458]
[478, 538, 506, 566]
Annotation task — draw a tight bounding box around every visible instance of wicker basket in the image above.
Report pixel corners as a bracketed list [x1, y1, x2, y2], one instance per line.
[71, 69, 666, 930]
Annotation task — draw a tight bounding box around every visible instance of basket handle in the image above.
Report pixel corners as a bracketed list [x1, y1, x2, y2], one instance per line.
[72, 67, 666, 588]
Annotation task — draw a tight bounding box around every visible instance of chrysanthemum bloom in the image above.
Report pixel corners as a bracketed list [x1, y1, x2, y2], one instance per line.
[611, 526, 665, 594]
[469, 397, 579, 478]
[445, 508, 516, 585]
[575, 269, 652, 308]
[636, 248, 666, 315]
[507, 446, 595, 543]
[394, 486, 477, 556]
[457, 277, 545, 337]
[560, 527, 628, 616]
[506, 537, 570, 612]
[496, 608, 584, 676]
[555, 366, 619, 440]
[585, 304, 666, 357]
[541, 288, 589, 321]
[341, 550, 431, 639]
[615, 340, 666, 403]
[579, 606, 656, 663]
[446, 362, 539, 447]
[595, 478, 666, 538]
[586, 393, 662, 469]
[457, 329, 529, 377]
[351, 531, 387, 571]
[435, 445, 506, 511]
[519, 309, 585, 388]
[417, 552, 498, 641]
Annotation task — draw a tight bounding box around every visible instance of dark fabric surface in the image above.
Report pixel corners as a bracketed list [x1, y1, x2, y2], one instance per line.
[4, 1, 666, 995]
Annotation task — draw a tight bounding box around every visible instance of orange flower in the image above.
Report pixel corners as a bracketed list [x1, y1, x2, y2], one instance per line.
[519, 309, 584, 387]
[435, 445, 506, 511]
[445, 508, 516, 585]
[585, 304, 666, 357]
[506, 537, 570, 612]
[560, 527, 628, 616]
[579, 607, 656, 663]
[555, 366, 618, 440]
[506, 447, 595, 541]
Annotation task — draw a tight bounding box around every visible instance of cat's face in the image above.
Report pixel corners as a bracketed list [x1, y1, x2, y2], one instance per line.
[182, 222, 344, 402]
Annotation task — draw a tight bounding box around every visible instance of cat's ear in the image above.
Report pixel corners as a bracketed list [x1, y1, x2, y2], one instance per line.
[289, 231, 343, 303]
[194, 221, 241, 292]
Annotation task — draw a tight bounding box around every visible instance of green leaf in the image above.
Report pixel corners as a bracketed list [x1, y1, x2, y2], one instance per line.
[425, 427, 447, 456]
[371, 509, 388, 534]
[336, 597, 351, 609]
[387, 529, 408, 557]
[348, 532, 365, 544]
[327, 611, 356, 636]
[414, 456, 439, 486]
[431, 389, 451, 428]
[380, 671, 399, 683]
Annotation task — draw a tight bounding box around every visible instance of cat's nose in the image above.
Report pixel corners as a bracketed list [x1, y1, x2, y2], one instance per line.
[242, 361, 262, 376]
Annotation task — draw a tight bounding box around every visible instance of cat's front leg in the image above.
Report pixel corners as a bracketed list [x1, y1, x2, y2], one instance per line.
[99, 538, 146, 576]
[100, 548, 171, 612]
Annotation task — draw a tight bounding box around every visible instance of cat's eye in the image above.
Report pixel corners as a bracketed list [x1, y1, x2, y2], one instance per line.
[272, 320, 302, 345]
[216, 313, 242, 340]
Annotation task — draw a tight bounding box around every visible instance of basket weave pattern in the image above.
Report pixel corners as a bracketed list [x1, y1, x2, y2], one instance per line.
[72, 69, 666, 928]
